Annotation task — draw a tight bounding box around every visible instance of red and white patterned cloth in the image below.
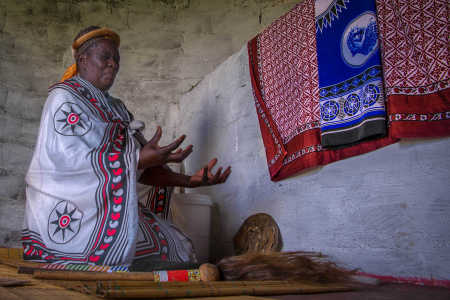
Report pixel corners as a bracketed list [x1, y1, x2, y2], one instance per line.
[258, 2, 320, 145]
[376, 0, 450, 137]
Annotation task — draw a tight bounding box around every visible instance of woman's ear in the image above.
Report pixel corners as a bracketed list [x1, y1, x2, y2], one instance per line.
[77, 53, 85, 66]
[76, 53, 87, 72]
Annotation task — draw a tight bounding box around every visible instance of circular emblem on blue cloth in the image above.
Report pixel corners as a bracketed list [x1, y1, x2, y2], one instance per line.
[54, 102, 92, 136]
[321, 100, 340, 121]
[48, 200, 83, 244]
[341, 12, 379, 67]
[363, 84, 380, 107]
[344, 94, 361, 116]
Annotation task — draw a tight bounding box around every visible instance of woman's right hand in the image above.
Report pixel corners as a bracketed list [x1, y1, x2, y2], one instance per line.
[138, 126, 193, 169]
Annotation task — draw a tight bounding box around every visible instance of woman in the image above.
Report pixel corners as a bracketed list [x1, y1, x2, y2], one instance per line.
[23, 26, 230, 268]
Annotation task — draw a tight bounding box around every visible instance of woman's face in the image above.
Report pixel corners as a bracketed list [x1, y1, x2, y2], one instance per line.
[78, 39, 120, 91]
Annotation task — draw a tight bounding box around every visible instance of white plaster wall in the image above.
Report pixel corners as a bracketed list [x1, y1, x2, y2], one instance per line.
[0, 0, 299, 246]
[178, 46, 450, 280]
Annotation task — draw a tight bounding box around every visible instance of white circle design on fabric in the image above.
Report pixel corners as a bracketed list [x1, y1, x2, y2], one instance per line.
[54, 102, 92, 136]
[48, 200, 84, 244]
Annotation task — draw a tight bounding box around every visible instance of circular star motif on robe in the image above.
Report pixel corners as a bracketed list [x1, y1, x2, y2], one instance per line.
[48, 200, 83, 244]
[321, 100, 339, 121]
[344, 94, 361, 116]
[54, 102, 92, 136]
[363, 83, 380, 107]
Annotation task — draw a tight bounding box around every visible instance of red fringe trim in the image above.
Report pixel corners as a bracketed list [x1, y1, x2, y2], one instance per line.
[357, 271, 450, 288]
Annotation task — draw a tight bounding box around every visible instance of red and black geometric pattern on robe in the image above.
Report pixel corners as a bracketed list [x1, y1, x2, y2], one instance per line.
[376, 0, 450, 138]
[22, 76, 139, 266]
[141, 186, 173, 220]
[248, 0, 396, 181]
[88, 122, 131, 266]
[63, 78, 134, 266]
[134, 205, 195, 263]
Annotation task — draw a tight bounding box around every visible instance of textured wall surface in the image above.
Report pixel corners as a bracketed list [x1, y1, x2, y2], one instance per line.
[0, 0, 299, 247]
[179, 46, 450, 280]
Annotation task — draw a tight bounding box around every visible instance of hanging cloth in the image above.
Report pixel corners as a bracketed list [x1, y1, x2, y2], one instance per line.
[248, 0, 396, 181]
[316, 0, 388, 147]
[376, 0, 450, 138]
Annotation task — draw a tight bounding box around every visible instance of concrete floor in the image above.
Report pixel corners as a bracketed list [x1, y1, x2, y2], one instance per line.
[273, 283, 450, 300]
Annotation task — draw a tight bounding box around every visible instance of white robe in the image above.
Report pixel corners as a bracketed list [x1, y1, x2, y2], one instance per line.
[23, 76, 194, 267]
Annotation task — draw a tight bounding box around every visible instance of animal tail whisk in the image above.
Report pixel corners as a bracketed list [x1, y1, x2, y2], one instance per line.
[217, 251, 355, 283]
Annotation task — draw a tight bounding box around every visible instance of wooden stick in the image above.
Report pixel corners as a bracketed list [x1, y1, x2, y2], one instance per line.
[97, 280, 310, 289]
[0, 278, 32, 287]
[33, 263, 219, 282]
[33, 270, 155, 281]
[99, 282, 353, 299]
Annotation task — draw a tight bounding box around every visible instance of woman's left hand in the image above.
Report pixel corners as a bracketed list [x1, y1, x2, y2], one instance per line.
[189, 158, 231, 187]
[138, 126, 192, 169]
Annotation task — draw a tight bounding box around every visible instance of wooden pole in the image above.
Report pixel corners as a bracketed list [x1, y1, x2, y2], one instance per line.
[99, 282, 353, 299]
[33, 270, 155, 281]
[98, 280, 307, 289]
[32, 263, 219, 282]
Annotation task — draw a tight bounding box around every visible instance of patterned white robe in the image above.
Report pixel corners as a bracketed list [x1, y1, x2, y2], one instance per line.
[23, 76, 194, 266]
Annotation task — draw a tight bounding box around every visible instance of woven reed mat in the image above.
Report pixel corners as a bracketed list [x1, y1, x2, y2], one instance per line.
[0, 264, 100, 299]
[0, 247, 43, 272]
[0, 248, 99, 300]
[0, 248, 353, 299]
[0, 247, 23, 260]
